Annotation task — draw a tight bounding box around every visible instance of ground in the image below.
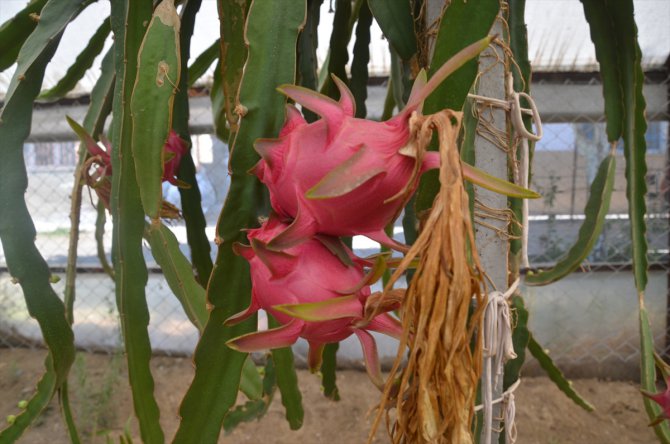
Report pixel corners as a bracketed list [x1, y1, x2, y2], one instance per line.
[0, 348, 659, 443]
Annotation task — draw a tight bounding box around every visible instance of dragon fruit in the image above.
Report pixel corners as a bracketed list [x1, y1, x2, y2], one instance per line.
[225, 215, 402, 387]
[67, 117, 187, 217]
[250, 37, 501, 250]
[225, 36, 538, 388]
[642, 382, 670, 426]
[162, 130, 190, 187]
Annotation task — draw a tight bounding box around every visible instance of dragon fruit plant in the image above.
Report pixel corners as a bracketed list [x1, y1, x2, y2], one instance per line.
[1, 0, 656, 441]
[67, 117, 187, 218]
[226, 38, 540, 387]
[225, 214, 401, 387]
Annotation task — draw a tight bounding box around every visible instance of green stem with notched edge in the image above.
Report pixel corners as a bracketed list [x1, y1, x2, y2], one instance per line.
[298, 0, 323, 123]
[0, 0, 48, 72]
[130, 0, 181, 221]
[173, 2, 306, 441]
[188, 39, 219, 88]
[95, 199, 114, 280]
[2, 0, 94, 102]
[145, 222, 208, 331]
[367, 0, 417, 62]
[268, 316, 304, 429]
[350, 0, 372, 118]
[0, 47, 66, 443]
[224, 355, 277, 433]
[321, 0, 352, 99]
[109, 0, 164, 441]
[321, 343, 341, 400]
[143, 219, 265, 401]
[39, 17, 111, 101]
[216, 0, 250, 139]
[526, 152, 615, 285]
[60, 384, 81, 444]
[0, 0, 92, 439]
[414, 0, 498, 214]
[173, 0, 213, 286]
[527, 334, 594, 412]
[580, 2, 666, 440]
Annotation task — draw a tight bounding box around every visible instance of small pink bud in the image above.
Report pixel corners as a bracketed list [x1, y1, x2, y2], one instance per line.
[162, 130, 188, 185]
[642, 382, 670, 425]
[81, 131, 186, 216]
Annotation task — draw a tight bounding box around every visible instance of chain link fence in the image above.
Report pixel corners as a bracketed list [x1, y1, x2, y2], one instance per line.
[0, 93, 224, 355]
[522, 70, 669, 378]
[1, 70, 669, 378]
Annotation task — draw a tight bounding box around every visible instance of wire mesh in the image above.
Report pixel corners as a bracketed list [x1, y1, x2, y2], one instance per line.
[522, 71, 669, 378]
[0, 97, 224, 357]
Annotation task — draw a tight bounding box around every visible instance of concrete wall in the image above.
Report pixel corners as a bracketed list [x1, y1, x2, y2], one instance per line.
[24, 80, 669, 142]
[1, 270, 665, 379]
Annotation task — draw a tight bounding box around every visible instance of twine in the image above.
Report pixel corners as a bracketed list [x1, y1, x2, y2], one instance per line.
[475, 378, 520, 444]
[467, 74, 543, 270]
[479, 278, 519, 444]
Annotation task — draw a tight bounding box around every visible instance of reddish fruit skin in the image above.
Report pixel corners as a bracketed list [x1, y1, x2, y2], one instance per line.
[252, 81, 438, 248]
[162, 130, 188, 185]
[84, 130, 187, 210]
[257, 216, 369, 341]
[226, 216, 401, 382]
[229, 37, 502, 385]
[256, 118, 413, 229]
[642, 382, 670, 424]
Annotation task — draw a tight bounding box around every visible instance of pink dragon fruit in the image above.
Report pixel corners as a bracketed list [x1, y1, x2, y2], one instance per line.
[251, 37, 500, 250]
[225, 215, 402, 387]
[642, 382, 670, 426]
[67, 117, 188, 216]
[162, 130, 190, 186]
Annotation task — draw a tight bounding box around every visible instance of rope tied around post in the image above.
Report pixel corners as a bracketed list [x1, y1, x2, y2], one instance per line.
[468, 74, 543, 271]
[480, 278, 520, 444]
[475, 378, 521, 444]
